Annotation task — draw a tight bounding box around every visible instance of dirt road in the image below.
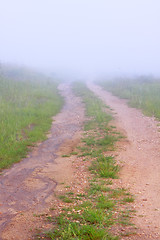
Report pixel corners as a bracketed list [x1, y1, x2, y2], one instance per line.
[1, 81, 160, 239]
[0, 83, 85, 240]
[88, 82, 160, 239]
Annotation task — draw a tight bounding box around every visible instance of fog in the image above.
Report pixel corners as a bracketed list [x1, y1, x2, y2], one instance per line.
[0, 0, 160, 79]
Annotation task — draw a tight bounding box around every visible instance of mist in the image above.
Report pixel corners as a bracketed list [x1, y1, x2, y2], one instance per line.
[0, 0, 160, 79]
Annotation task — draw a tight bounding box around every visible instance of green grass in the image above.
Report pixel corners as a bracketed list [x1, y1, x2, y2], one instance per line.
[98, 77, 160, 120]
[73, 82, 112, 127]
[122, 196, 134, 203]
[58, 195, 73, 203]
[96, 195, 115, 210]
[88, 183, 110, 196]
[36, 82, 135, 240]
[89, 155, 119, 179]
[46, 222, 118, 240]
[62, 154, 70, 157]
[0, 70, 63, 169]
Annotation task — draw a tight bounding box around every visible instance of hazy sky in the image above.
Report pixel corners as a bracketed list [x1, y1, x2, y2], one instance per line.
[0, 0, 160, 77]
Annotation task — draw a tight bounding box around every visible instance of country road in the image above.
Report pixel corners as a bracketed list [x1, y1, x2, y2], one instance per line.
[88, 82, 160, 239]
[1, 81, 160, 240]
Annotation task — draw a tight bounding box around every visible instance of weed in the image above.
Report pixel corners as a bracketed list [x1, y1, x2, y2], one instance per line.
[122, 196, 134, 203]
[82, 208, 105, 224]
[88, 183, 111, 196]
[96, 135, 116, 148]
[88, 183, 102, 195]
[77, 193, 86, 197]
[89, 156, 119, 179]
[67, 192, 74, 195]
[62, 154, 70, 157]
[96, 195, 115, 210]
[50, 207, 56, 211]
[80, 201, 93, 208]
[109, 188, 128, 198]
[106, 180, 113, 185]
[70, 151, 78, 155]
[46, 222, 118, 240]
[58, 195, 73, 203]
[82, 136, 96, 146]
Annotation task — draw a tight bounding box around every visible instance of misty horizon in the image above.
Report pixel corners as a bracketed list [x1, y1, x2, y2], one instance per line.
[0, 0, 160, 78]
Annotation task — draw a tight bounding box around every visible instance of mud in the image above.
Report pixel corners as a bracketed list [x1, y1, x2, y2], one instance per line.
[88, 82, 160, 239]
[0, 83, 85, 239]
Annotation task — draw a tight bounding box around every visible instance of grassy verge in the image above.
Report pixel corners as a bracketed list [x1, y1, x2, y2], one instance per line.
[35, 82, 135, 240]
[98, 77, 160, 120]
[0, 71, 63, 169]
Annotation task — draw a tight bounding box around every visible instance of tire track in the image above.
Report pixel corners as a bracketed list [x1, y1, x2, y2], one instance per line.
[88, 81, 160, 239]
[0, 83, 84, 239]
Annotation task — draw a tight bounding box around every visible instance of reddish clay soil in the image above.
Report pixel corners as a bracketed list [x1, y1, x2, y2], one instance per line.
[2, 81, 160, 240]
[0, 83, 85, 240]
[88, 82, 160, 239]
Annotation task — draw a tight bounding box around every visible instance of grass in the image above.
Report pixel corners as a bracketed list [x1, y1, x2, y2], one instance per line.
[58, 195, 73, 203]
[98, 77, 160, 120]
[35, 82, 135, 240]
[122, 196, 134, 203]
[0, 68, 63, 169]
[46, 222, 118, 240]
[89, 155, 119, 179]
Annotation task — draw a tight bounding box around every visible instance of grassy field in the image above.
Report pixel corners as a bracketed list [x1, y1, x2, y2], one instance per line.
[98, 77, 160, 120]
[37, 82, 135, 240]
[0, 68, 63, 169]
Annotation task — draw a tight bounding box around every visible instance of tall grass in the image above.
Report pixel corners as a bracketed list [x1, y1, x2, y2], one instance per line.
[0, 72, 63, 169]
[98, 77, 160, 120]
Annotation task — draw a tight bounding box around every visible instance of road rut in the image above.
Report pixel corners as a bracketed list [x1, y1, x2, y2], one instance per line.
[0, 83, 84, 239]
[88, 82, 160, 239]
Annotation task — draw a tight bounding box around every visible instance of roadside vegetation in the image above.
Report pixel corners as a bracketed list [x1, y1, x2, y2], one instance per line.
[36, 82, 135, 240]
[0, 66, 63, 169]
[98, 77, 160, 120]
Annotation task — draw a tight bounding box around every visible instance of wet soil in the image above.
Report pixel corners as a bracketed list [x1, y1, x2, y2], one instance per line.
[88, 82, 160, 239]
[0, 83, 85, 240]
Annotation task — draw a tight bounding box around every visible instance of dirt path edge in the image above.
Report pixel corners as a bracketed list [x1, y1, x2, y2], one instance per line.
[0, 83, 85, 240]
[88, 81, 160, 239]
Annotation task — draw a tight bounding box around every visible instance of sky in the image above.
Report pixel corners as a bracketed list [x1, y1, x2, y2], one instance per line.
[0, 0, 160, 78]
